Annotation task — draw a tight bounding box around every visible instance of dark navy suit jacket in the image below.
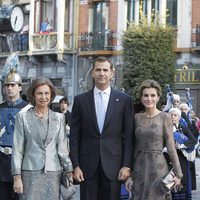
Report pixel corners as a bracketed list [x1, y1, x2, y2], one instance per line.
[70, 88, 134, 180]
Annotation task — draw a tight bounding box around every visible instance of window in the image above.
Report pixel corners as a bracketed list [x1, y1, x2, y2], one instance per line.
[127, 0, 135, 22]
[152, 0, 159, 13]
[34, 0, 57, 33]
[127, 0, 155, 22]
[93, 2, 107, 32]
[64, 0, 71, 32]
[166, 0, 177, 26]
[143, 0, 147, 15]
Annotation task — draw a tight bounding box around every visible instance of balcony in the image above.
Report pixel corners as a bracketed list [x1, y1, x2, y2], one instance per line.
[32, 32, 72, 52]
[0, 33, 29, 54]
[32, 32, 58, 51]
[0, 32, 73, 56]
[80, 30, 116, 51]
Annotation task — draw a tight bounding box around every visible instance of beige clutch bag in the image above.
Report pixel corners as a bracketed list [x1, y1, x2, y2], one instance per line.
[161, 169, 175, 191]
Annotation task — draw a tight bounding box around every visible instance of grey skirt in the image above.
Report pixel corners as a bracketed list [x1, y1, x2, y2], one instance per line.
[20, 170, 61, 200]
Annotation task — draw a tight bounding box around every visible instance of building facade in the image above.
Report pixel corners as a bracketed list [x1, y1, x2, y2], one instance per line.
[0, 0, 199, 115]
[78, 0, 200, 115]
[0, 0, 79, 106]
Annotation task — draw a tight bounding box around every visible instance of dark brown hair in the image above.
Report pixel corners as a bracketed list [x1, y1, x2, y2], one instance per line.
[59, 97, 69, 106]
[139, 79, 162, 97]
[27, 77, 56, 105]
[93, 56, 114, 70]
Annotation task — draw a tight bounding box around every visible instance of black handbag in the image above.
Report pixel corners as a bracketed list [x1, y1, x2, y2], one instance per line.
[60, 171, 76, 200]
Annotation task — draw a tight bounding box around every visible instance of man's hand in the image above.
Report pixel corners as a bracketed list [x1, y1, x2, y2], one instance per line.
[13, 175, 23, 194]
[118, 167, 131, 181]
[73, 166, 84, 182]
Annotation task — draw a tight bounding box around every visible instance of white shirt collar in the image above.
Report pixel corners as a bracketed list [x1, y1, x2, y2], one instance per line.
[94, 86, 111, 96]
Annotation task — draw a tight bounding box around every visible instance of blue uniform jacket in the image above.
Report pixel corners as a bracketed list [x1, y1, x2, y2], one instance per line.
[0, 98, 27, 182]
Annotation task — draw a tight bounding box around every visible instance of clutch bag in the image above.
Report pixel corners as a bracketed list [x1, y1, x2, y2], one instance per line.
[161, 169, 175, 191]
[60, 171, 76, 200]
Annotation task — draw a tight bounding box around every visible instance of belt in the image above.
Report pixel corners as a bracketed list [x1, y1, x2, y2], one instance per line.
[0, 146, 12, 155]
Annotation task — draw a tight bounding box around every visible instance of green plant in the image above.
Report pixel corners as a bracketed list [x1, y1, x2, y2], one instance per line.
[122, 15, 176, 106]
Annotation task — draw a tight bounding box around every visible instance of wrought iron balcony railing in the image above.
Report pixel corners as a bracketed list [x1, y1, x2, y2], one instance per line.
[80, 30, 116, 51]
[0, 33, 29, 53]
[0, 32, 73, 54]
[196, 24, 200, 47]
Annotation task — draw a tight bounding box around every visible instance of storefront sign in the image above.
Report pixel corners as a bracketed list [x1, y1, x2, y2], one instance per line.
[175, 69, 200, 84]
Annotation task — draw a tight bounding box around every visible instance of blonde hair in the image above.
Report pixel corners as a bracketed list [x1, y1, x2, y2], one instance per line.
[179, 103, 190, 111]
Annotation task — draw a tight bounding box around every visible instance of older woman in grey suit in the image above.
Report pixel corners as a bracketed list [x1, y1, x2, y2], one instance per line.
[11, 77, 73, 200]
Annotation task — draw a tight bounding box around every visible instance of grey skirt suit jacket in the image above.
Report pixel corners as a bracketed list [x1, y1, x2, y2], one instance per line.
[11, 108, 73, 175]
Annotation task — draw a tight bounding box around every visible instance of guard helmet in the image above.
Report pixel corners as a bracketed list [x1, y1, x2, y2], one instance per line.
[4, 69, 22, 85]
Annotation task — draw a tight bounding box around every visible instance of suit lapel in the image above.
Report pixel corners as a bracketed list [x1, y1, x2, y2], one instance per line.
[45, 109, 57, 146]
[103, 89, 119, 130]
[85, 89, 100, 133]
[26, 109, 44, 149]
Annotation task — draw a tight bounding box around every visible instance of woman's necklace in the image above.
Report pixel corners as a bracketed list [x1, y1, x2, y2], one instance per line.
[34, 108, 49, 119]
[145, 110, 161, 118]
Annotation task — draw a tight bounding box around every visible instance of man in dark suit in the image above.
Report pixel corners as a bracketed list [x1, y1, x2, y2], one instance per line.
[70, 57, 134, 200]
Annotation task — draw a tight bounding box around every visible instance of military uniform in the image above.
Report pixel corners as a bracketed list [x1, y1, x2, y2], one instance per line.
[0, 67, 28, 200]
[0, 100, 28, 200]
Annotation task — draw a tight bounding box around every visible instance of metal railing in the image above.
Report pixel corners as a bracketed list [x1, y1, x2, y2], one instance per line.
[0, 33, 29, 53]
[0, 32, 73, 53]
[80, 30, 116, 51]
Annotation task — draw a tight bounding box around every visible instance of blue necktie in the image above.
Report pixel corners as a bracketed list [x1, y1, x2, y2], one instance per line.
[96, 92, 106, 133]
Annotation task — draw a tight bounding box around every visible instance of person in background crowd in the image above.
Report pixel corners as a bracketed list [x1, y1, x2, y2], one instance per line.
[126, 79, 182, 200]
[11, 77, 73, 200]
[171, 94, 198, 191]
[0, 69, 28, 200]
[179, 103, 199, 192]
[189, 110, 199, 123]
[18, 24, 29, 51]
[179, 103, 199, 140]
[40, 17, 49, 33]
[59, 97, 71, 127]
[46, 19, 53, 32]
[172, 94, 181, 108]
[70, 56, 134, 200]
[179, 103, 190, 116]
[172, 95, 198, 137]
[169, 108, 196, 200]
[196, 120, 200, 131]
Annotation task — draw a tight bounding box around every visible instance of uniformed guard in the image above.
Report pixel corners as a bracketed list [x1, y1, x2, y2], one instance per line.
[0, 58, 28, 200]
